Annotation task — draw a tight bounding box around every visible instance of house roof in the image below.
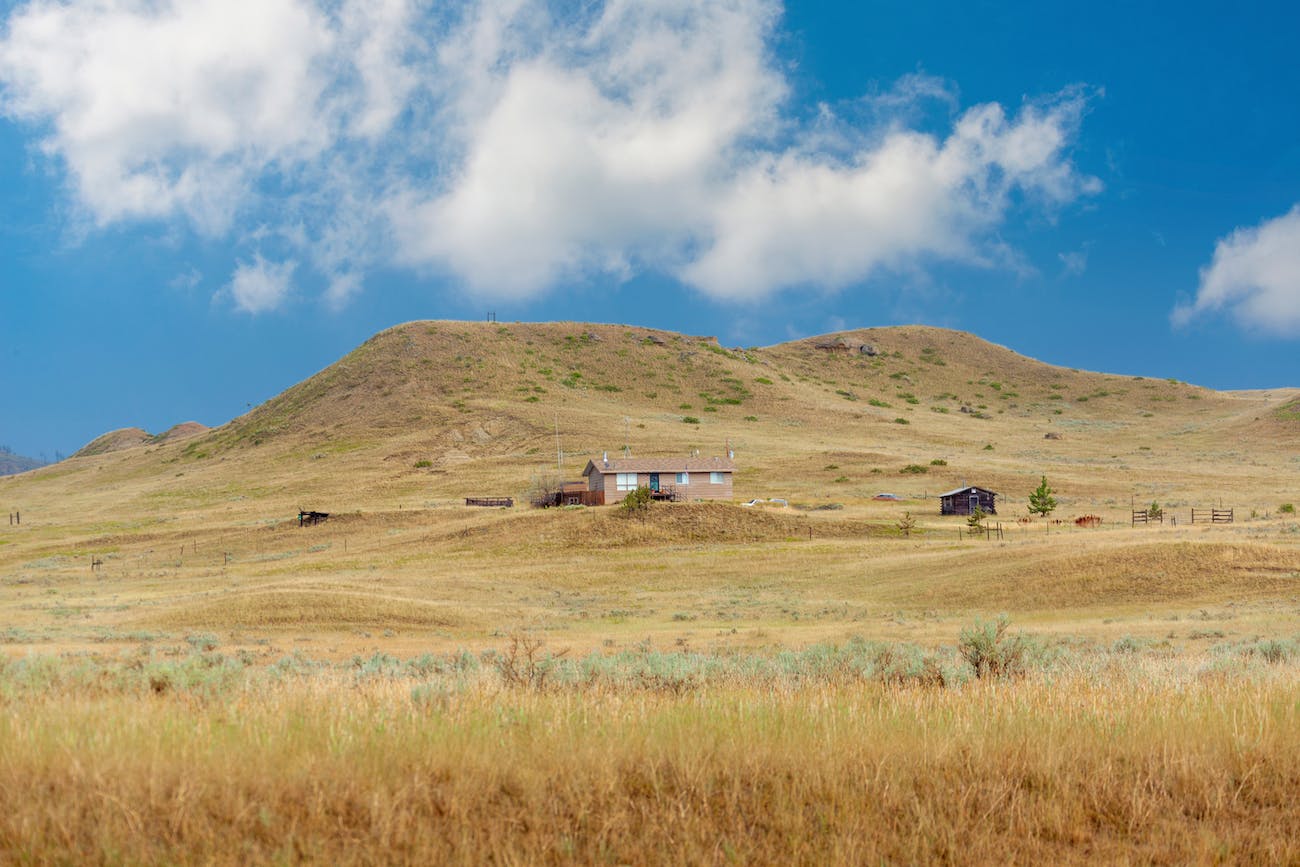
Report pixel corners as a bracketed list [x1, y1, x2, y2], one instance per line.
[583, 456, 735, 476]
[938, 485, 998, 498]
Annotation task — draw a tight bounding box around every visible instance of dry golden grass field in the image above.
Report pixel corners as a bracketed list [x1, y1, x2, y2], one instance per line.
[1, 320, 1298, 863]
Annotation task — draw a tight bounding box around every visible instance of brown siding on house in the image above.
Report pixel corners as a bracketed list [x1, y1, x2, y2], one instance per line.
[582, 456, 736, 504]
[671, 472, 733, 501]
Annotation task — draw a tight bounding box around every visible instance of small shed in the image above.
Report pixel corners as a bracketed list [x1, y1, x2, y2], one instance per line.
[939, 485, 997, 516]
[540, 482, 605, 507]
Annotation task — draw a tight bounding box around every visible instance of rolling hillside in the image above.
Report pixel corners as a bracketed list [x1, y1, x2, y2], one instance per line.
[1, 319, 1296, 655]
[6, 320, 1295, 517]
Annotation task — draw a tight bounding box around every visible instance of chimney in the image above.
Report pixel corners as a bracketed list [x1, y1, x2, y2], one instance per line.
[603, 451, 608, 467]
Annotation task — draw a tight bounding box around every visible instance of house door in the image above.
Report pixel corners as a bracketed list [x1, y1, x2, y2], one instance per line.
[969, 493, 980, 513]
[649, 473, 660, 492]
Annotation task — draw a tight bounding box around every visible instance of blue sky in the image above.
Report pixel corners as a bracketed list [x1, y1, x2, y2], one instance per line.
[2, 0, 1298, 460]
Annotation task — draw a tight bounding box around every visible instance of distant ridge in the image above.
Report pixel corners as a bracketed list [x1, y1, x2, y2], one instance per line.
[0, 447, 46, 477]
[72, 421, 209, 459]
[73, 427, 151, 458]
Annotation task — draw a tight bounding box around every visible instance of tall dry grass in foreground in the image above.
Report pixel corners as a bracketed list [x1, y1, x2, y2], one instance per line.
[2, 642, 1299, 864]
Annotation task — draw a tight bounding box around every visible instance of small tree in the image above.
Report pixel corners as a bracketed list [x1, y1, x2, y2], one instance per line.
[897, 511, 916, 537]
[1147, 501, 1162, 519]
[966, 507, 987, 535]
[1027, 475, 1057, 518]
[621, 486, 653, 516]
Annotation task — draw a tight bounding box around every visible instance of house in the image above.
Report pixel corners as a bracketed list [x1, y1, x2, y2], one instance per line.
[939, 485, 997, 516]
[582, 455, 735, 502]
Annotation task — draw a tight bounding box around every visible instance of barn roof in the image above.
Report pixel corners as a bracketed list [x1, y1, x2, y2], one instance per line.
[938, 485, 998, 498]
[583, 456, 735, 476]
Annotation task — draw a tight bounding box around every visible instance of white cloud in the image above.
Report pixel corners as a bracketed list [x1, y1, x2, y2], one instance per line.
[1173, 206, 1300, 336]
[168, 265, 202, 292]
[227, 255, 296, 314]
[681, 96, 1097, 298]
[1058, 248, 1088, 277]
[324, 271, 363, 311]
[0, 0, 339, 231]
[391, 0, 786, 297]
[1, 0, 1098, 310]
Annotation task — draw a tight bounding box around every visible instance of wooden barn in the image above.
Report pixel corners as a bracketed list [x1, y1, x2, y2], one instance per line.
[939, 485, 998, 516]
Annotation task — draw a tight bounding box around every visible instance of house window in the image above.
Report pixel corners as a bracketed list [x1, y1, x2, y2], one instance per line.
[710, 472, 724, 484]
[616, 473, 638, 491]
[676, 472, 689, 485]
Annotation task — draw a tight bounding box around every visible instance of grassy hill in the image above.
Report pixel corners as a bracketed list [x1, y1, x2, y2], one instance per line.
[26, 320, 1300, 509]
[0, 320, 1296, 654]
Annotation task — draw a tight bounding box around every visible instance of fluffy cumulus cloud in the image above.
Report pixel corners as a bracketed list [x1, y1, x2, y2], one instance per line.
[0, 0, 1098, 310]
[227, 254, 296, 314]
[0, 0, 338, 231]
[1173, 206, 1300, 336]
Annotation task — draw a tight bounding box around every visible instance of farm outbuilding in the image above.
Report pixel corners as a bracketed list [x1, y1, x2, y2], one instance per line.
[939, 485, 998, 516]
[538, 481, 606, 507]
[582, 455, 735, 502]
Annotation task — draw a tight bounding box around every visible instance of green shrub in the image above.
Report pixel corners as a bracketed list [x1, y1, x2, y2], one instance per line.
[1281, 503, 1296, 514]
[682, 416, 700, 424]
[184, 633, 220, 652]
[893, 418, 910, 425]
[871, 644, 954, 687]
[413, 459, 433, 468]
[957, 616, 1034, 679]
[1248, 639, 1297, 664]
[929, 459, 947, 466]
[900, 464, 928, 474]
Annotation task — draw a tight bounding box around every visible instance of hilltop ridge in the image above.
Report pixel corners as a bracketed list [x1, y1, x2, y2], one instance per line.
[10, 320, 1294, 522]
